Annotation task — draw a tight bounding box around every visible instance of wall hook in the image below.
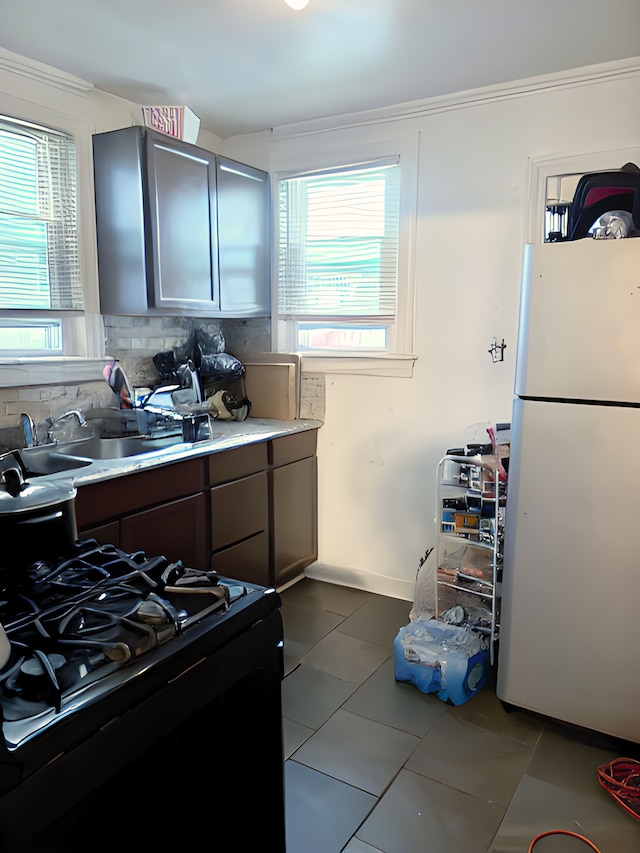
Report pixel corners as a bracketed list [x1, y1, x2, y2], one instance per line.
[488, 338, 506, 363]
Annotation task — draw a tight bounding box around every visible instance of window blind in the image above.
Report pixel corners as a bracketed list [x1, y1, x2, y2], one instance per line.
[278, 160, 400, 320]
[0, 116, 82, 311]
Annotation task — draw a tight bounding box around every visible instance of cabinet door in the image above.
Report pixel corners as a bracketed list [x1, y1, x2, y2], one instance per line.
[146, 133, 220, 311]
[93, 126, 151, 315]
[121, 493, 208, 572]
[271, 456, 317, 588]
[216, 157, 270, 316]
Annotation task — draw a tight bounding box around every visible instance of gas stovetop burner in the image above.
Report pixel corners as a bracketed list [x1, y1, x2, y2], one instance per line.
[0, 541, 250, 723]
[1, 542, 233, 628]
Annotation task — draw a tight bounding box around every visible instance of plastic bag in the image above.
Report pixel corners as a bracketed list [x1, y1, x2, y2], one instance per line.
[152, 351, 180, 384]
[399, 620, 487, 667]
[198, 352, 244, 382]
[409, 547, 436, 622]
[589, 210, 637, 239]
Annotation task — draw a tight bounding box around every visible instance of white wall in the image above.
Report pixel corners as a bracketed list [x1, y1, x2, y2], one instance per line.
[225, 64, 640, 600]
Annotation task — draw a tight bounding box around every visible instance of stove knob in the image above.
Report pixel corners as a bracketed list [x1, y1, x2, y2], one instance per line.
[225, 584, 247, 604]
[18, 653, 66, 699]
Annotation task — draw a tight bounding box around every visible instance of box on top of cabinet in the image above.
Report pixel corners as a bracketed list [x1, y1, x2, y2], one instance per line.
[141, 106, 200, 144]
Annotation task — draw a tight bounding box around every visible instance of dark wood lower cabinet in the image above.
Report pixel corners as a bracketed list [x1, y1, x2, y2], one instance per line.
[270, 430, 318, 588]
[75, 458, 207, 571]
[74, 429, 319, 590]
[208, 444, 270, 586]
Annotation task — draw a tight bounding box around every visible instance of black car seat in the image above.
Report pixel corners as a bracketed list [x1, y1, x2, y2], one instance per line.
[567, 162, 640, 240]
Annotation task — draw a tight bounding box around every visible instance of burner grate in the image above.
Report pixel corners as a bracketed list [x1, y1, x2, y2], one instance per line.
[0, 541, 240, 716]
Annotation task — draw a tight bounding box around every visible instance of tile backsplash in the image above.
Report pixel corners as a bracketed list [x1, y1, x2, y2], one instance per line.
[0, 314, 324, 452]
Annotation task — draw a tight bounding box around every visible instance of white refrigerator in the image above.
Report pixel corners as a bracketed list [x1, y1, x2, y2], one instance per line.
[496, 238, 640, 743]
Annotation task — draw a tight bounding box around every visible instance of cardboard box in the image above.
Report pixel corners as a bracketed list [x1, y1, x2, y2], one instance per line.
[244, 363, 298, 421]
[141, 106, 200, 144]
[244, 352, 301, 418]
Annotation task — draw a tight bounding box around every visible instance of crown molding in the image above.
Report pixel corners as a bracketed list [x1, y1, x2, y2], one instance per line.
[0, 47, 94, 96]
[272, 57, 640, 139]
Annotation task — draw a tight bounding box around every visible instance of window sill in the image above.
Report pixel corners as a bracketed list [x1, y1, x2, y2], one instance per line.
[0, 357, 111, 388]
[300, 353, 417, 378]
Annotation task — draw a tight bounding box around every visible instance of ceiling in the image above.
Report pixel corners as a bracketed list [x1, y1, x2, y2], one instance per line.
[1, 0, 639, 139]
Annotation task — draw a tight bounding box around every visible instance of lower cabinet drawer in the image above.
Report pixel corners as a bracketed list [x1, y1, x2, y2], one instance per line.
[209, 442, 268, 485]
[210, 471, 268, 550]
[270, 429, 317, 467]
[75, 458, 205, 528]
[211, 531, 270, 587]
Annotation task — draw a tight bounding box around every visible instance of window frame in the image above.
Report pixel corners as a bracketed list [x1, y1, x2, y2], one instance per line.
[0, 93, 105, 386]
[270, 131, 419, 377]
[526, 145, 640, 245]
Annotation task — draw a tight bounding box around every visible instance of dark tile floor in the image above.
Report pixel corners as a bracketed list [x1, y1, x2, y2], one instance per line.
[279, 577, 640, 853]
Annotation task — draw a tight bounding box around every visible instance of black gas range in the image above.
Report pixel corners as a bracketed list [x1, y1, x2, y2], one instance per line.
[0, 539, 285, 852]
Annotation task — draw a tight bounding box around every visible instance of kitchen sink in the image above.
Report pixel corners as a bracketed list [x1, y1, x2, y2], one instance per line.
[54, 433, 188, 460]
[19, 433, 188, 475]
[20, 448, 93, 476]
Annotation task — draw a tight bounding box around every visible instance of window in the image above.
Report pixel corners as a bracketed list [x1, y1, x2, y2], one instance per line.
[277, 158, 402, 356]
[0, 316, 62, 354]
[0, 114, 82, 354]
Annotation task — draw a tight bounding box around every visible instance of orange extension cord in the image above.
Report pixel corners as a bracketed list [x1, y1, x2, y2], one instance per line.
[528, 829, 602, 852]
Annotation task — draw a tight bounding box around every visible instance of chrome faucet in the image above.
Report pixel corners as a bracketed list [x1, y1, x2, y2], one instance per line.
[45, 409, 87, 443]
[19, 413, 38, 448]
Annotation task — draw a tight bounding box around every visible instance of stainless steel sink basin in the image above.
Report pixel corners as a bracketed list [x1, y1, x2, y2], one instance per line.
[18, 433, 188, 476]
[54, 433, 187, 460]
[17, 424, 230, 477]
[20, 447, 93, 476]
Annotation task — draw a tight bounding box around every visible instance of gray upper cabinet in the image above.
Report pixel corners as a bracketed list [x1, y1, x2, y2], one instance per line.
[217, 157, 270, 317]
[92, 126, 270, 317]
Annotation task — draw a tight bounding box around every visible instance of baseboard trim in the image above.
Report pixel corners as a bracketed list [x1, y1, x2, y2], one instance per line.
[303, 561, 414, 602]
